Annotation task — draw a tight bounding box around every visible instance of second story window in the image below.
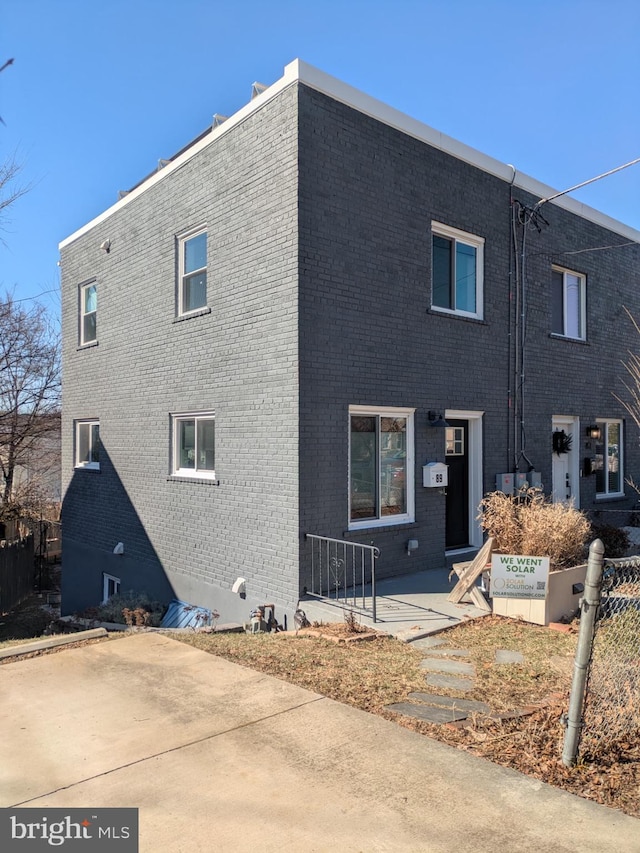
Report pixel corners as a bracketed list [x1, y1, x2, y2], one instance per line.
[552, 266, 586, 340]
[178, 229, 207, 316]
[431, 223, 484, 320]
[80, 282, 97, 345]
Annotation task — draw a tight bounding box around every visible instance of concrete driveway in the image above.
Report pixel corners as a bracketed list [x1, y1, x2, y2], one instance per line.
[1, 633, 637, 852]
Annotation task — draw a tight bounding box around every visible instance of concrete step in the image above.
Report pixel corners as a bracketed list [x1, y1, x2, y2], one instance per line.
[419, 647, 470, 658]
[385, 702, 469, 724]
[424, 673, 475, 692]
[407, 693, 492, 714]
[419, 657, 475, 676]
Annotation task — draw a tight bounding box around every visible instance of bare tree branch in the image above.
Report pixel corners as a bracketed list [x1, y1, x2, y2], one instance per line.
[0, 295, 61, 518]
[0, 155, 30, 237]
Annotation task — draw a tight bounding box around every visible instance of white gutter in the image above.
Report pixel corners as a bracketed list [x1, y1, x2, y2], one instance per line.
[60, 58, 640, 250]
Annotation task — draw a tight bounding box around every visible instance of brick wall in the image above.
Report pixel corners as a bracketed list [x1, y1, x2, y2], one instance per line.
[61, 86, 301, 620]
[297, 84, 640, 585]
[60, 76, 640, 620]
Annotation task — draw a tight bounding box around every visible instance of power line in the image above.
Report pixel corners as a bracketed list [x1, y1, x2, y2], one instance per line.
[535, 156, 640, 211]
[4, 287, 60, 304]
[530, 241, 638, 258]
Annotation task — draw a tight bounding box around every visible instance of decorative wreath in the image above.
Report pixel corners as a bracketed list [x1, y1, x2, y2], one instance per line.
[553, 430, 573, 456]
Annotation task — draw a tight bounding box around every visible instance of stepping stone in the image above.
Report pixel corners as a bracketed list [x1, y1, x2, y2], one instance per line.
[420, 647, 470, 658]
[385, 702, 469, 724]
[425, 673, 475, 692]
[494, 649, 525, 665]
[408, 637, 447, 651]
[420, 657, 475, 676]
[407, 692, 492, 715]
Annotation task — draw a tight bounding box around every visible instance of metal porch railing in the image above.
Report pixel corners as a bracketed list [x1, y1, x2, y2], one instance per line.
[305, 534, 380, 622]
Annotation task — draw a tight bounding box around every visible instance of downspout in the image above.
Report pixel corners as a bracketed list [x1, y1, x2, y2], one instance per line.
[507, 165, 517, 474]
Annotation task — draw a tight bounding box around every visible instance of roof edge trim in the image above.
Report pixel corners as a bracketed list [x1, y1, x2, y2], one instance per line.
[60, 58, 640, 250]
[291, 59, 640, 243]
[59, 62, 301, 250]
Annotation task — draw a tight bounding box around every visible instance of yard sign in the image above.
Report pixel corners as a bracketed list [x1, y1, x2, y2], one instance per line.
[490, 554, 550, 600]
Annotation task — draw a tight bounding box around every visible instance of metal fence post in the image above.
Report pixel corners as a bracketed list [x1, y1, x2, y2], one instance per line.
[561, 538, 605, 768]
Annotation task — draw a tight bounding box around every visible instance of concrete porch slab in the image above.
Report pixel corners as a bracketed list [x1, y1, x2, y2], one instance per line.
[299, 566, 490, 641]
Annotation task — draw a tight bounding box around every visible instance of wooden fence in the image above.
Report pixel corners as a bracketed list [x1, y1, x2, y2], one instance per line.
[0, 535, 34, 613]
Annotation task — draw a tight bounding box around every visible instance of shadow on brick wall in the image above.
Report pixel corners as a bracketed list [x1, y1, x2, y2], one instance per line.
[61, 441, 175, 615]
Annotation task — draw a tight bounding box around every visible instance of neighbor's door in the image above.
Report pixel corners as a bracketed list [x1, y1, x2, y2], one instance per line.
[445, 419, 469, 549]
[552, 416, 578, 504]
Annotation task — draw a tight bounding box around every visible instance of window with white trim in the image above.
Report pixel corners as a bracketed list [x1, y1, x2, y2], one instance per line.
[594, 419, 623, 497]
[102, 573, 120, 604]
[80, 281, 97, 345]
[172, 412, 215, 478]
[431, 223, 484, 319]
[349, 407, 415, 528]
[75, 420, 100, 470]
[552, 267, 586, 340]
[178, 228, 207, 316]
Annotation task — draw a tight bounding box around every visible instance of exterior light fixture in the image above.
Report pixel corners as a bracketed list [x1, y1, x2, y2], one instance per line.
[586, 425, 601, 440]
[428, 410, 449, 428]
[99, 239, 111, 253]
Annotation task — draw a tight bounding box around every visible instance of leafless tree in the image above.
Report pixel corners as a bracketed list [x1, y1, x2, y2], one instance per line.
[0, 155, 29, 241]
[614, 307, 640, 499]
[0, 57, 15, 126]
[0, 295, 61, 521]
[617, 309, 640, 422]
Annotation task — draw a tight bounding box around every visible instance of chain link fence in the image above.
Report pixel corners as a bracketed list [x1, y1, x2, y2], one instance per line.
[580, 556, 640, 756]
[563, 543, 640, 765]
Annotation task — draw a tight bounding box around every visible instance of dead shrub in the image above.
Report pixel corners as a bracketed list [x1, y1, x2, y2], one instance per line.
[122, 607, 151, 628]
[343, 609, 366, 633]
[479, 487, 590, 568]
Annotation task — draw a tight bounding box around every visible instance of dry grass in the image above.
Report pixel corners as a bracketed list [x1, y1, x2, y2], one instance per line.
[479, 487, 591, 568]
[175, 628, 427, 711]
[173, 615, 640, 818]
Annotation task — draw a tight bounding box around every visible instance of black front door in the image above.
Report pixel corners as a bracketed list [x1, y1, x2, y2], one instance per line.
[445, 419, 469, 549]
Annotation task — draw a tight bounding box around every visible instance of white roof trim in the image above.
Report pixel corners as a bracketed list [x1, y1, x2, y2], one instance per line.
[60, 58, 640, 249]
[59, 63, 300, 250]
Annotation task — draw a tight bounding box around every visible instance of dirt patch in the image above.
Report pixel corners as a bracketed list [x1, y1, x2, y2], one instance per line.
[283, 622, 382, 643]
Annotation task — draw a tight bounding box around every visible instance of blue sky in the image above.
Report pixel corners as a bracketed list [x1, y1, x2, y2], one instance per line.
[1, 0, 639, 318]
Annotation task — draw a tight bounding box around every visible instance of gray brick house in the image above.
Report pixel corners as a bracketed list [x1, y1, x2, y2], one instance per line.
[59, 59, 640, 623]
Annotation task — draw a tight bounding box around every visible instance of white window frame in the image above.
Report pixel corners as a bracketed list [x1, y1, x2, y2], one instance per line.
[431, 222, 484, 320]
[102, 573, 121, 604]
[348, 405, 415, 530]
[75, 420, 100, 470]
[551, 266, 586, 340]
[171, 411, 216, 480]
[595, 419, 623, 498]
[80, 281, 97, 345]
[177, 226, 208, 317]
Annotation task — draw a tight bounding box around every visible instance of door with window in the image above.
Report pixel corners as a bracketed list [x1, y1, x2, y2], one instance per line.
[445, 420, 469, 549]
[552, 416, 579, 505]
